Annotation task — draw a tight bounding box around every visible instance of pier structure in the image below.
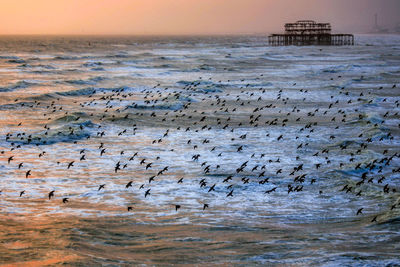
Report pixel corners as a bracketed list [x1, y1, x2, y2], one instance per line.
[268, 20, 354, 46]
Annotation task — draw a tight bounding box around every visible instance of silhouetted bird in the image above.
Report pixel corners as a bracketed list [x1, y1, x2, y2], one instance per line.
[126, 181, 133, 188]
[356, 208, 363, 215]
[227, 189, 234, 197]
[208, 184, 216, 192]
[145, 189, 151, 198]
[265, 187, 277, 194]
[67, 161, 74, 169]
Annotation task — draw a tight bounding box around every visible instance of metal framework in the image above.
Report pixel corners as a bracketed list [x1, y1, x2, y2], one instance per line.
[268, 20, 354, 46]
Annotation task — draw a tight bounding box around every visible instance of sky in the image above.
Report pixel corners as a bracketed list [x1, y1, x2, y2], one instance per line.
[0, 0, 399, 35]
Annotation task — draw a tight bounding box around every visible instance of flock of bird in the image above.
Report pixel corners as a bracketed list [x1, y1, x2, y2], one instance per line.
[1, 71, 399, 223]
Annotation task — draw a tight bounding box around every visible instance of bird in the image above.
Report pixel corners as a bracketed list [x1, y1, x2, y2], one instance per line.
[265, 187, 277, 194]
[175, 204, 181, 211]
[223, 175, 233, 183]
[208, 184, 216, 192]
[48, 190, 55, 199]
[19, 190, 25, 197]
[145, 189, 151, 198]
[62, 198, 69, 203]
[126, 181, 133, 188]
[98, 184, 105, 191]
[356, 208, 363, 215]
[67, 161, 74, 169]
[114, 164, 120, 173]
[4, 58, 397, 227]
[227, 189, 234, 197]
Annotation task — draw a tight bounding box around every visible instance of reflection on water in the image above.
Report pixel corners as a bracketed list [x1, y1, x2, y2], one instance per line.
[0, 35, 399, 265]
[1, 215, 399, 265]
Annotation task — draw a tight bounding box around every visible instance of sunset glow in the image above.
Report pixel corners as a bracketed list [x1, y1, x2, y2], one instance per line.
[0, 0, 399, 35]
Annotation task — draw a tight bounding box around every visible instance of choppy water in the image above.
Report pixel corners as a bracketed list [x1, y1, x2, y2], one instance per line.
[0, 35, 399, 266]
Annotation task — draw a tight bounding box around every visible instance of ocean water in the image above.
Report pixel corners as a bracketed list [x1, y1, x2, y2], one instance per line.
[0, 34, 399, 266]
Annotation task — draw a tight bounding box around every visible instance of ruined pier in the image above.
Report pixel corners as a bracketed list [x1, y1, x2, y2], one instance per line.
[268, 20, 354, 46]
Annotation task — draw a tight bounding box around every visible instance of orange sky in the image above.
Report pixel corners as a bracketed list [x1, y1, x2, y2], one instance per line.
[0, 0, 398, 35]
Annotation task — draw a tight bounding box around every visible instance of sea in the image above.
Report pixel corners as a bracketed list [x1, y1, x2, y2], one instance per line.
[0, 34, 399, 266]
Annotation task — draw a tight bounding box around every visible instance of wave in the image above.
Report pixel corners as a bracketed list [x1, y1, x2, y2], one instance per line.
[154, 64, 173, 68]
[56, 88, 97, 97]
[346, 114, 385, 127]
[127, 102, 184, 111]
[375, 216, 400, 226]
[0, 102, 35, 110]
[7, 120, 95, 145]
[37, 64, 56, 70]
[17, 63, 32, 68]
[53, 55, 78, 60]
[23, 64, 57, 74]
[82, 62, 103, 67]
[135, 52, 154, 57]
[0, 55, 20, 60]
[176, 80, 226, 93]
[177, 80, 215, 86]
[196, 88, 223, 94]
[0, 80, 37, 92]
[54, 112, 90, 123]
[91, 67, 105, 71]
[27, 86, 130, 101]
[328, 139, 359, 149]
[245, 82, 273, 88]
[53, 55, 91, 60]
[198, 64, 216, 71]
[106, 53, 129, 59]
[64, 76, 107, 85]
[7, 59, 26, 64]
[335, 166, 372, 178]
[28, 93, 56, 101]
[58, 86, 131, 96]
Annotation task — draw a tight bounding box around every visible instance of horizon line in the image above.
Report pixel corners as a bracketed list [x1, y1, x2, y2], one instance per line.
[0, 31, 386, 37]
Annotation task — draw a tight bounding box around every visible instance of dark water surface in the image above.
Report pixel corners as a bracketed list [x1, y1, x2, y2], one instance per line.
[0, 35, 399, 266]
